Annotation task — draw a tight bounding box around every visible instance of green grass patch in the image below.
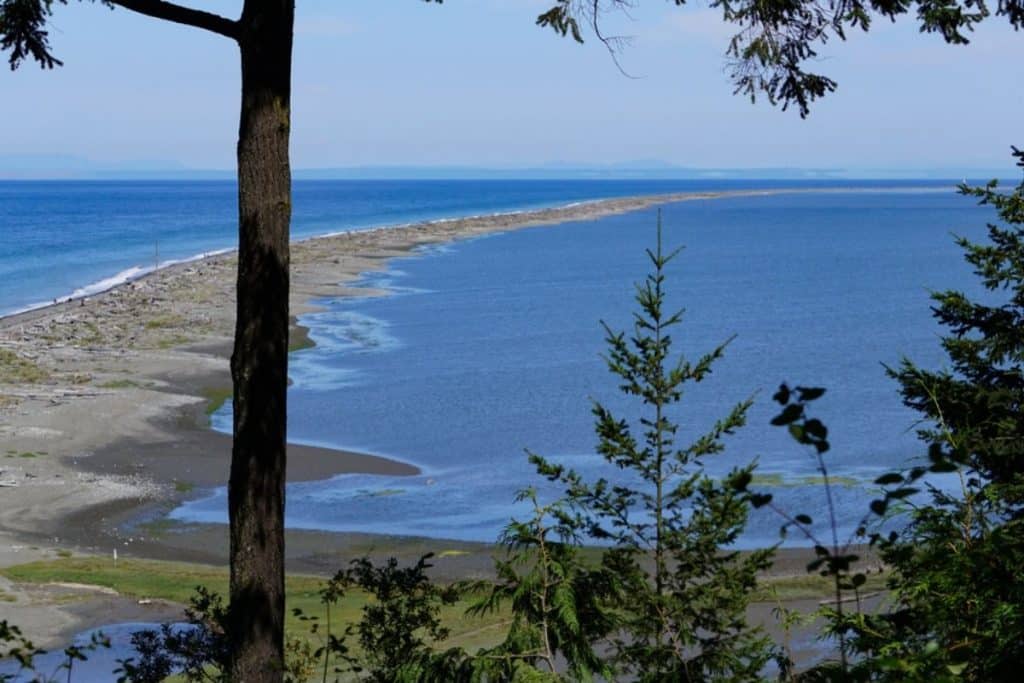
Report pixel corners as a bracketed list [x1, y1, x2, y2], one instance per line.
[0, 557, 509, 662]
[750, 473, 860, 488]
[200, 386, 232, 416]
[2, 558, 233, 605]
[0, 348, 50, 384]
[144, 315, 184, 330]
[797, 475, 859, 488]
[288, 328, 316, 353]
[174, 480, 195, 494]
[0, 589, 15, 603]
[7, 451, 42, 459]
[156, 334, 191, 349]
[754, 572, 888, 602]
[99, 379, 143, 389]
[54, 549, 73, 558]
[76, 320, 104, 345]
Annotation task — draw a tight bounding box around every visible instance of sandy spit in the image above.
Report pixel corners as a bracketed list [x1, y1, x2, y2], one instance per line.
[0, 188, 829, 647]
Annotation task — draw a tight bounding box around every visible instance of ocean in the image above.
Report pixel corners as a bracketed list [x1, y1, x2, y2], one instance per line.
[0, 178, 867, 317]
[0, 179, 993, 547]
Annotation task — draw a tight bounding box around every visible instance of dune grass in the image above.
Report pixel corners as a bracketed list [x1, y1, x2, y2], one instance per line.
[0, 348, 50, 384]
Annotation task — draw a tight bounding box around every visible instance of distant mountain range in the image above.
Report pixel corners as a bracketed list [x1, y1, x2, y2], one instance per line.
[0, 155, 1011, 181]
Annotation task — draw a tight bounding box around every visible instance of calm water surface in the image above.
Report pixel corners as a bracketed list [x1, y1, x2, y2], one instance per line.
[0, 180, 989, 547]
[174, 187, 988, 547]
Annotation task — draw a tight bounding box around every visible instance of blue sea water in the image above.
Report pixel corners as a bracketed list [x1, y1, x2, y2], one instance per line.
[187, 186, 986, 548]
[0, 623, 191, 682]
[0, 180, 994, 547]
[0, 178, 870, 317]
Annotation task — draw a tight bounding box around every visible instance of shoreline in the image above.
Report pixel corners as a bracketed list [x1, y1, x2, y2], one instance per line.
[0, 187, 873, 647]
[0, 186, 883, 537]
[0, 182, 951, 322]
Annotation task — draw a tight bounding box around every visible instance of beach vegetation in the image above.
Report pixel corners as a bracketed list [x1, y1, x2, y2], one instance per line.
[144, 315, 185, 331]
[750, 472, 860, 489]
[750, 571, 887, 603]
[288, 327, 316, 353]
[200, 387, 233, 418]
[155, 334, 191, 350]
[136, 517, 186, 539]
[0, 557, 507, 680]
[74, 320, 105, 346]
[100, 379, 145, 390]
[4, 451, 41, 459]
[0, 348, 50, 384]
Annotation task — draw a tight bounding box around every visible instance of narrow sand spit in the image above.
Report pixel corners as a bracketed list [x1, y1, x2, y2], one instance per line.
[1, 188, 835, 647]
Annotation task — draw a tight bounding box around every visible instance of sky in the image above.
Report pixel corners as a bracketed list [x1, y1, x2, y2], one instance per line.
[1, 0, 1021, 173]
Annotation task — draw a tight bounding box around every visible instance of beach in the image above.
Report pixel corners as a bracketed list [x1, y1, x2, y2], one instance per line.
[6, 188, 837, 647]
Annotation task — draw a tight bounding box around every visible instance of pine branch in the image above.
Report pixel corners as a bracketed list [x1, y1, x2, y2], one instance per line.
[108, 0, 239, 40]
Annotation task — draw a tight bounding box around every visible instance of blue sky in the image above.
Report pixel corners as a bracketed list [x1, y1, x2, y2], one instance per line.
[2, 0, 1020, 172]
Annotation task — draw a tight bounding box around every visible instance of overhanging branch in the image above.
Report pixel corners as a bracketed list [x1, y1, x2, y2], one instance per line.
[109, 0, 239, 40]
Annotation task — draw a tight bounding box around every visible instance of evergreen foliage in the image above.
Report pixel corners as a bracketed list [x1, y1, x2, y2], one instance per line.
[468, 489, 617, 681]
[825, 147, 1024, 681]
[538, 0, 1024, 117]
[532, 213, 774, 681]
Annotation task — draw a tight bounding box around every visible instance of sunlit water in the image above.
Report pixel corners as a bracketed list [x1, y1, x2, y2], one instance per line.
[165, 187, 990, 547]
[1, 179, 863, 316]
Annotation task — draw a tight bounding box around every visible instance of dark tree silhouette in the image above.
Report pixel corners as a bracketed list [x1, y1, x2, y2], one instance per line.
[2, 1, 303, 679]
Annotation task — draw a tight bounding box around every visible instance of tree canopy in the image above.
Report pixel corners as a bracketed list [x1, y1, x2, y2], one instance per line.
[542, 0, 1024, 116]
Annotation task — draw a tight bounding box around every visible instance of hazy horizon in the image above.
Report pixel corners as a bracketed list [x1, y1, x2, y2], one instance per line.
[3, 2, 1020, 174]
[0, 154, 1014, 181]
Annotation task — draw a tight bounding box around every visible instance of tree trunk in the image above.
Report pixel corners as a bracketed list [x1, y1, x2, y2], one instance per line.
[228, 1, 293, 680]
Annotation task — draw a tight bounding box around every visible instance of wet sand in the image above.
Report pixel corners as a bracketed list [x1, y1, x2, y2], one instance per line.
[0, 187, 863, 647]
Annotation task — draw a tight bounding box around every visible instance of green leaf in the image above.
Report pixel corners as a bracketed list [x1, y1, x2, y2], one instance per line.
[772, 383, 791, 405]
[874, 472, 904, 486]
[788, 423, 805, 442]
[771, 403, 803, 426]
[804, 418, 827, 439]
[795, 386, 826, 401]
[887, 487, 919, 500]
